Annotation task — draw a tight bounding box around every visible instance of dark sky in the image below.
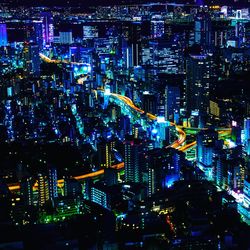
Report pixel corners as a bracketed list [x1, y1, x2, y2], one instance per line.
[2, 0, 250, 7]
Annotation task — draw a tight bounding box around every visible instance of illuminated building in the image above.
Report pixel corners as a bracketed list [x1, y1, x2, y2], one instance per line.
[41, 12, 54, 45]
[142, 92, 157, 115]
[244, 117, 250, 155]
[196, 129, 220, 180]
[238, 177, 250, 225]
[165, 85, 180, 121]
[38, 167, 58, 207]
[38, 173, 50, 207]
[48, 167, 58, 199]
[97, 138, 115, 168]
[124, 137, 143, 183]
[104, 168, 118, 186]
[63, 177, 82, 198]
[209, 100, 220, 117]
[118, 115, 130, 139]
[0, 23, 8, 47]
[20, 177, 34, 206]
[151, 15, 165, 38]
[145, 148, 183, 196]
[185, 54, 212, 116]
[194, 11, 212, 51]
[23, 42, 41, 77]
[59, 31, 73, 44]
[90, 183, 111, 210]
[132, 124, 144, 139]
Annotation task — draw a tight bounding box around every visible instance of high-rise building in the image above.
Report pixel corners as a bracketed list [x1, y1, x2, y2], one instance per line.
[59, 31, 73, 44]
[41, 12, 54, 45]
[165, 85, 180, 121]
[194, 11, 212, 51]
[145, 148, 183, 197]
[48, 167, 58, 199]
[38, 174, 50, 207]
[97, 138, 115, 168]
[185, 54, 212, 116]
[23, 42, 41, 77]
[0, 24, 7, 47]
[124, 137, 143, 183]
[63, 177, 82, 197]
[20, 177, 34, 206]
[244, 118, 250, 155]
[142, 92, 157, 115]
[38, 167, 58, 207]
[238, 176, 250, 225]
[196, 129, 221, 180]
[151, 15, 165, 38]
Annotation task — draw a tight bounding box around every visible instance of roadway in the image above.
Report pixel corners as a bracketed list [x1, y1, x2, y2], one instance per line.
[7, 92, 230, 192]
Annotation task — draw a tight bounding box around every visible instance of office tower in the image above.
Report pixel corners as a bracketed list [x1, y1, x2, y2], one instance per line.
[118, 115, 130, 139]
[238, 176, 250, 225]
[33, 21, 43, 49]
[0, 24, 7, 47]
[146, 148, 183, 197]
[20, 177, 34, 206]
[194, 11, 212, 51]
[23, 42, 41, 77]
[64, 177, 82, 197]
[59, 31, 73, 44]
[165, 85, 180, 121]
[185, 54, 212, 116]
[38, 173, 50, 207]
[196, 129, 221, 180]
[214, 150, 227, 188]
[41, 12, 54, 45]
[244, 118, 250, 155]
[142, 92, 157, 115]
[132, 124, 144, 139]
[104, 168, 118, 186]
[91, 182, 111, 210]
[151, 15, 165, 38]
[29, 43, 41, 76]
[97, 138, 115, 168]
[124, 137, 143, 183]
[48, 167, 58, 199]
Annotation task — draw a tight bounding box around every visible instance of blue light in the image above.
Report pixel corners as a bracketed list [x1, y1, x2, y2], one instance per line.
[152, 129, 158, 135]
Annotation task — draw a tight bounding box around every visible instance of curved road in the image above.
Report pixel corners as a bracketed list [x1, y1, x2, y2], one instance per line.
[7, 91, 229, 192]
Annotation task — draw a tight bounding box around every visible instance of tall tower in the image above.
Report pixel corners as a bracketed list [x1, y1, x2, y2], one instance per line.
[97, 138, 115, 168]
[194, 11, 212, 51]
[48, 167, 58, 199]
[0, 24, 7, 47]
[124, 137, 143, 183]
[20, 177, 34, 206]
[41, 12, 54, 45]
[23, 42, 41, 77]
[244, 118, 250, 155]
[38, 174, 50, 207]
[185, 54, 212, 116]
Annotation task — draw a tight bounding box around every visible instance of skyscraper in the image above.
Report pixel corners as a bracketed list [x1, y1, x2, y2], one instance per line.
[0, 24, 7, 47]
[185, 54, 212, 116]
[41, 12, 54, 45]
[38, 173, 50, 207]
[194, 11, 212, 51]
[20, 177, 34, 206]
[59, 31, 73, 44]
[23, 42, 41, 77]
[165, 85, 180, 121]
[124, 137, 143, 183]
[238, 176, 250, 225]
[244, 118, 250, 155]
[97, 138, 115, 168]
[48, 167, 58, 199]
